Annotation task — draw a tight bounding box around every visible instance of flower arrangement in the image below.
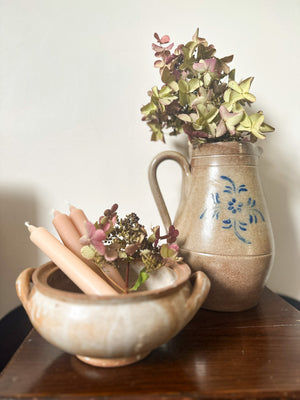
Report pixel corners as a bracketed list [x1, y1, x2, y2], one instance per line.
[141, 29, 274, 147]
[80, 204, 182, 293]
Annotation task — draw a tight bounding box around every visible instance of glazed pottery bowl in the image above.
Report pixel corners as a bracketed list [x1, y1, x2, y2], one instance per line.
[16, 261, 210, 367]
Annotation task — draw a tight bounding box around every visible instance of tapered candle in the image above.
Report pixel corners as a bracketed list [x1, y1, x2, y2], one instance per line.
[25, 223, 117, 296]
[68, 204, 127, 290]
[52, 210, 126, 291]
[68, 204, 88, 236]
[52, 210, 87, 261]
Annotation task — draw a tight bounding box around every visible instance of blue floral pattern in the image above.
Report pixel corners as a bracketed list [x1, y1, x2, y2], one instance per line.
[200, 175, 265, 244]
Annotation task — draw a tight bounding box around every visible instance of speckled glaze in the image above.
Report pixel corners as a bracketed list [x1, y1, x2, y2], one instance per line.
[149, 142, 274, 311]
[16, 261, 210, 367]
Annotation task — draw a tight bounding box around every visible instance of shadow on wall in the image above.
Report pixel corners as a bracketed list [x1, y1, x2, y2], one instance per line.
[259, 156, 300, 300]
[0, 187, 39, 319]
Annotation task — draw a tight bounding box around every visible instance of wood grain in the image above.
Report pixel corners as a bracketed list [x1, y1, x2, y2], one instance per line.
[0, 288, 299, 399]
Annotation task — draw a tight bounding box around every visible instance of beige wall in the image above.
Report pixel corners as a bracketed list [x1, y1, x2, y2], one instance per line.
[1, 0, 299, 318]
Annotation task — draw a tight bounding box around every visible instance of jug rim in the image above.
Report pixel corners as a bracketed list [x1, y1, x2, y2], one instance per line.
[190, 142, 263, 157]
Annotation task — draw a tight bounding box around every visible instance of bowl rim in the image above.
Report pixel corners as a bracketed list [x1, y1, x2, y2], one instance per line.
[32, 261, 192, 303]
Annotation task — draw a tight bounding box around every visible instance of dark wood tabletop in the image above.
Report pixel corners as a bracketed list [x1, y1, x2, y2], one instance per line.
[0, 288, 299, 399]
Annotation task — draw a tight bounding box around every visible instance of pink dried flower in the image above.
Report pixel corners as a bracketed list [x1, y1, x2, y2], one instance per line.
[104, 243, 119, 262]
[152, 42, 174, 53]
[80, 221, 106, 255]
[125, 243, 140, 256]
[104, 203, 118, 218]
[193, 58, 217, 73]
[98, 203, 118, 232]
[167, 225, 179, 243]
[183, 124, 208, 141]
[142, 30, 274, 145]
[169, 243, 179, 252]
[154, 33, 170, 44]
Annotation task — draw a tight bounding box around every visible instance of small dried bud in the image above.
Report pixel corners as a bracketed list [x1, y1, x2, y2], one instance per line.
[81, 245, 96, 260]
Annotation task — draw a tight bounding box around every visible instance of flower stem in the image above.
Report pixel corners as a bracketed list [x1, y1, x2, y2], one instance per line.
[125, 261, 130, 293]
[98, 264, 126, 293]
[159, 234, 169, 240]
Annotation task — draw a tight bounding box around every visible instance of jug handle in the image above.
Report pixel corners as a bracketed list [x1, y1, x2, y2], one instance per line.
[148, 151, 190, 231]
[16, 267, 35, 313]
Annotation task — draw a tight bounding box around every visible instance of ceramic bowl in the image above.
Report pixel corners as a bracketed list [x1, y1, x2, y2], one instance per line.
[16, 261, 210, 367]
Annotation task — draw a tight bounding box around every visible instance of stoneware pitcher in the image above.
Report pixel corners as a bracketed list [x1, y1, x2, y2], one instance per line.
[149, 142, 274, 311]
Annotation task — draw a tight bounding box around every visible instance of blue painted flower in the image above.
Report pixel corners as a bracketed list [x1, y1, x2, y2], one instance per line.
[199, 175, 265, 245]
[227, 198, 243, 214]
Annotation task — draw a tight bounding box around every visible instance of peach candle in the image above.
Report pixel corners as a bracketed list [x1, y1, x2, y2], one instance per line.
[52, 210, 83, 257]
[25, 223, 117, 296]
[52, 210, 126, 291]
[68, 204, 89, 236]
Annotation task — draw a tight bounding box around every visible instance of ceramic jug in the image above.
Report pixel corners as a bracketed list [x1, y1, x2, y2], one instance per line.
[149, 142, 274, 311]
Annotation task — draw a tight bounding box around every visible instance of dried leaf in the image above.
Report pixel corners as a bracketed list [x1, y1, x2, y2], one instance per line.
[130, 268, 149, 292]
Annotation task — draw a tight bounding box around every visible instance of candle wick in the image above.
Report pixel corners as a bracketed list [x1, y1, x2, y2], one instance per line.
[25, 221, 35, 232]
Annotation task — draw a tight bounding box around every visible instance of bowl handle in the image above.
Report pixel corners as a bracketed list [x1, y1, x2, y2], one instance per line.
[186, 271, 210, 321]
[16, 267, 35, 313]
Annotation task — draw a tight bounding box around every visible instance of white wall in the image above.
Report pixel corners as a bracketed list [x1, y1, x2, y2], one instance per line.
[0, 0, 299, 318]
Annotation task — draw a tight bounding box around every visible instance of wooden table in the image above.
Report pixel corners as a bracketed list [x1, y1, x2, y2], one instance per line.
[0, 288, 299, 399]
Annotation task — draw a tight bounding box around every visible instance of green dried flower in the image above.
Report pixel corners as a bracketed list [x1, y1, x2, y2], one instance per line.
[236, 111, 274, 140]
[141, 29, 275, 145]
[140, 249, 163, 273]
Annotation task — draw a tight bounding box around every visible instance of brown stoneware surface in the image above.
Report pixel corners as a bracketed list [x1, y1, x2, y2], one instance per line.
[15, 261, 210, 367]
[149, 142, 274, 311]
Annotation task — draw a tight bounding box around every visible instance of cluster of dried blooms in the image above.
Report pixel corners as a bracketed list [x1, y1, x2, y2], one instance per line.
[141, 29, 274, 147]
[80, 204, 182, 292]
